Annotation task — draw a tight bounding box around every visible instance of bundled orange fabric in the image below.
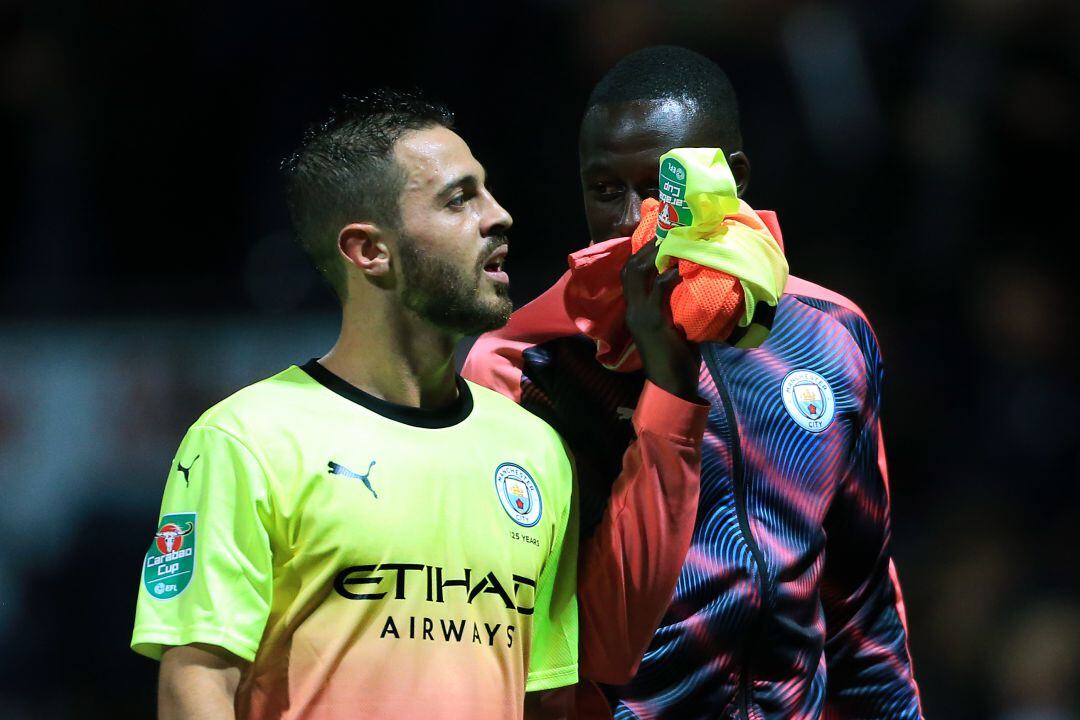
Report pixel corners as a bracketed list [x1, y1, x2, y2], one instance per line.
[564, 194, 787, 372]
[632, 198, 744, 342]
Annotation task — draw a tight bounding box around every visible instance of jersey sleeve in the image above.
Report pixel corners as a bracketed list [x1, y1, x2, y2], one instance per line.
[525, 446, 580, 692]
[131, 424, 274, 663]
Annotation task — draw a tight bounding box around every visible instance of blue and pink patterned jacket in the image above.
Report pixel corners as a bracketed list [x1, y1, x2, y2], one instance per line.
[464, 210, 922, 720]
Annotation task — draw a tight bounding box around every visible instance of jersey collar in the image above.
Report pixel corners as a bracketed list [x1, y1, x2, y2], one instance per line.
[300, 359, 474, 429]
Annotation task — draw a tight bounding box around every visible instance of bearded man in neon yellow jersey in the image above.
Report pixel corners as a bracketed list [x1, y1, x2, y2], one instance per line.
[130, 89, 708, 720]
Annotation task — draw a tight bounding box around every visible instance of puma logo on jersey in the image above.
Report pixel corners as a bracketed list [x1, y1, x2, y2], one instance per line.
[615, 406, 635, 421]
[176, 455, 201, 487]
[329, 460, 378, 499]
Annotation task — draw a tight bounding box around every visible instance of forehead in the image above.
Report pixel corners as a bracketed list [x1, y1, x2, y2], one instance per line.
[394, 126, 482, 191]
[579, 98, 716, 173]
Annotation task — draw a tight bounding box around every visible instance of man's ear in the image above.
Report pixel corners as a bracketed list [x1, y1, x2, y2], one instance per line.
[339, 223, 392, 279]
[728, 151, 751, 198]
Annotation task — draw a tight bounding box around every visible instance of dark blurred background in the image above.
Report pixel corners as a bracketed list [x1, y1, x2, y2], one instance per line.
[1, 1, 1078, 717]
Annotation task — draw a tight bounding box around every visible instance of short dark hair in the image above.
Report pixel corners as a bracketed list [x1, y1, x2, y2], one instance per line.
[282, 89, 455, 300]
[585, 45, 742, 151]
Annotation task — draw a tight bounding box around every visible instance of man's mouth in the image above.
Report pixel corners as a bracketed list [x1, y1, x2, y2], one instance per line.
[482, 245, 509, 284]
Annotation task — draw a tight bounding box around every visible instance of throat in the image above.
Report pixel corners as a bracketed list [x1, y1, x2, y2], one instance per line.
[323, 306, 461, 411]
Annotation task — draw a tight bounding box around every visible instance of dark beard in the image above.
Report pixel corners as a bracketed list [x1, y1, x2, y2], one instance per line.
[397, 234, 512, 336]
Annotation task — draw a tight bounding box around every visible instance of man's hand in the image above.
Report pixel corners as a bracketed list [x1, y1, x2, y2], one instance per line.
[621, 240, 701, 401]
[159, 643, 245, 720]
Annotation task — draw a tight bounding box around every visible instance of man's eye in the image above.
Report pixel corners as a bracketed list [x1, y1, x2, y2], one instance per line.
[447, 194, 466, 208]
[591, 182, 622, 200]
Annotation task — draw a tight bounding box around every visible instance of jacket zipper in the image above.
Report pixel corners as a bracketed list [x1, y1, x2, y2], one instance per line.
[704, 346, 770, 719]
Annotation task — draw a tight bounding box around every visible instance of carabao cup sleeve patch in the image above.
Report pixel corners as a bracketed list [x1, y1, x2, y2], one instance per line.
[143, 512, 197, 599]
[131, 425, 274, 662]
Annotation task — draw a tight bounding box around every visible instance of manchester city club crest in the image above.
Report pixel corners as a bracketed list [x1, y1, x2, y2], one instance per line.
[494, 463, 542, 527]
[781, 370, 836, 433]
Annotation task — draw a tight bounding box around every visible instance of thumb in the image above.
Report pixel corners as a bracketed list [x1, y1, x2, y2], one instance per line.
[654, 265, 681, 301]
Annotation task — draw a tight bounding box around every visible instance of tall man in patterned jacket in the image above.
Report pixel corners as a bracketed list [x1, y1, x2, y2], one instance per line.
[463, 46, 922, 719]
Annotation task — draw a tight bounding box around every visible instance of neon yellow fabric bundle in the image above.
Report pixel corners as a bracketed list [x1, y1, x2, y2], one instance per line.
[653, 148, 789, 335]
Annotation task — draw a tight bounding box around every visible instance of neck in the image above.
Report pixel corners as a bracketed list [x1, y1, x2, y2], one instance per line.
[320, 295, 461, 410]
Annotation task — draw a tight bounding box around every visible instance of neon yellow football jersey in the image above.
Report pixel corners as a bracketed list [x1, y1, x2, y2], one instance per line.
[131, 360, 578, 719]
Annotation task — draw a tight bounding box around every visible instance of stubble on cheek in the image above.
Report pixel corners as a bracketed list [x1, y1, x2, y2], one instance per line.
[398, 241, 512, 335]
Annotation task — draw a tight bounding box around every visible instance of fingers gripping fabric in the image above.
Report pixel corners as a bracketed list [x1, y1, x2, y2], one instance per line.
[631, 198, 744, 344]
[565, 148, 788, 371]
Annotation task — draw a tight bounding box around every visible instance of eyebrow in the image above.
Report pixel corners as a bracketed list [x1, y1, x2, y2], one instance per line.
[579, 161, 612, 177]
[436, 172, 484, 199]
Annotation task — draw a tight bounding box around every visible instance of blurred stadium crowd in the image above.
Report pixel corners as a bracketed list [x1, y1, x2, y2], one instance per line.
[1, 0, 1077, 717]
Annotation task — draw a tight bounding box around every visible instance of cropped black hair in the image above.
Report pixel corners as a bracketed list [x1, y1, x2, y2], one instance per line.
[282, 89, 455, 300]
[585, 45, 742, 151]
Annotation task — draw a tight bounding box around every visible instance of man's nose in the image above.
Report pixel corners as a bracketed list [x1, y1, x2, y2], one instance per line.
[614, 192, 642, 239]
[483, 193, 513, 236]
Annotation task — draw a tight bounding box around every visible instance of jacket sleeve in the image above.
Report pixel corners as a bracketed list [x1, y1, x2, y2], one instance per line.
[821, 320, 923, 719]
[577, 381, 705, 685]
[463, 337, 706, 686]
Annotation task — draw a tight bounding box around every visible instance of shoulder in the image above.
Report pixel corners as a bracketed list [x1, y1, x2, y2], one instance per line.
[467, 380, 564, 442]
[192, 365, 310, 443]
[467, 380, 573, 486]
[161, 368, 310, 495]
[782, 275, 883, 367]
[785, 275, 871, 323]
